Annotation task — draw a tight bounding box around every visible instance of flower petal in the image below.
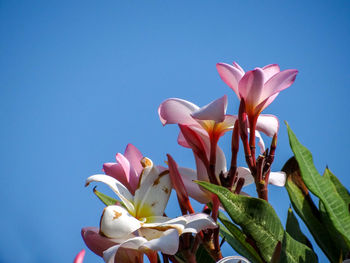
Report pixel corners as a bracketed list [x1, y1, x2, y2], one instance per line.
[191, 95, 227, 123]
[262, 64, 280, 82]
[158, 98, 199, 126]
[73, 249, 85, 263]
[124, 143, 144, 176]
[134, 158, 172, 218]
[255, 130, 265, 154]
[103, 162, 129, 191]
[181, 213, 217, 234]
[261, 69, 298, 103]
[217, 255, 251, 263]
[141, 229, 180, 255]
[81, 227, 117, 257]
[178, 166, 211, 204]
[216, 63, 244, 99]
[236, 167, 254, 186]
[268, 171, 286, 186]
[100, 205, 142, 239]
[103, 237, 148, 263]
[238, 68, 265, 113]
[86, 174, 135, 214]
[256, 114, 279, 137]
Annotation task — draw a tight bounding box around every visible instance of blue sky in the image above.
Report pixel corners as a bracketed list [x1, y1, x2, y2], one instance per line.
[1, 1, 349, 262]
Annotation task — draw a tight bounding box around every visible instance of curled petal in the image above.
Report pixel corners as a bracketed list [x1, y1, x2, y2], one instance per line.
[217, 255, 251, 263]
[73, 249, 85, 263]
[81, 227, 117, 257]
[181, 213, 217, 234]
[141, 229, 180, 255]
[255, 130, 265, 154]
[268, 171, 286, 187]
[158, 98, 199, 126]
[86, 174, 135, 214]
[103, 237, 148, 263]
[100, 205, 142, 239]
[216, 63, 244, 99]
[103, 163, 129, 191]
[256, 115, 279, 137]
[191, 95, 227, 123]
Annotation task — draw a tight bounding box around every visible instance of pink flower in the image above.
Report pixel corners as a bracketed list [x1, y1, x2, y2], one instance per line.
[158, 96, 284, 203]
[102, 144, 143, 195]
[216, 62, 298, 121]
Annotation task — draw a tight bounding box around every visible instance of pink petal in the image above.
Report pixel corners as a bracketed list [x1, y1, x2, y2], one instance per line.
[216, 63, 244, 99]
[103, 162, 130, 191]
[238, 68, 265, 113]
[81, 227, 117, 257]
[262, 64, 280, 82]
[256, 114, 279, 137]
[158, 98, 199, 126]
[73, 249, 85, 263]
[261, 69, 298, 103]
[167, 154, 194, 212]
[232, 61, 245, 74]
[191, 95, 227, 123]
[178, 166, 211, 204]
[124, 144, 143, 177]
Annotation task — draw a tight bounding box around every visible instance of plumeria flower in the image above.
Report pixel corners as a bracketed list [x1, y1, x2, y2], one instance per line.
[83, 157, 217, 263]
[216, 62, 298, 123]
[158, 96, 285, 204]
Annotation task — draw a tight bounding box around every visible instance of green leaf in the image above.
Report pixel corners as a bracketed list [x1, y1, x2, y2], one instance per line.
[323, 168, 350, 208]
[286, 208, 312, 249]
[319, 199, 350, 259]
[197, 181, 317, 263]
[286, 123, 350, 245]
[218, 212, 264, 263]
[195, 244, 216, 263]
[93, 187, 118, 206]
[283, 157, 342, 262]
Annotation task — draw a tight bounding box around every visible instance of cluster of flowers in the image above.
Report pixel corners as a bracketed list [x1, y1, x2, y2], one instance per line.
[74, 61, 298, 263]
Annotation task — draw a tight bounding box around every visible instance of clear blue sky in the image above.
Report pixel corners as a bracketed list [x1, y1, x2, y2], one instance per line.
[1, 1, 349, 262]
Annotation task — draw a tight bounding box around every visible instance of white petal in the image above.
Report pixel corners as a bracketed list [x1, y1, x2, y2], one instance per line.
[182, 213, 217, 234]
[256, 114, 279, 137]
[255, 130, 266, 154]
[141, 229, 180, 255]
[217, 255, 251, 263]
[216, 146, 227, 175]
[178, 167, 211, 204]
[134, 159, 172, 218]
[100, 205, 141, 239]
[103, 237, 147, 263]
[268, 171, 286, 186]
[236, 167, 254, 186]
[86, 174, 135, 214]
